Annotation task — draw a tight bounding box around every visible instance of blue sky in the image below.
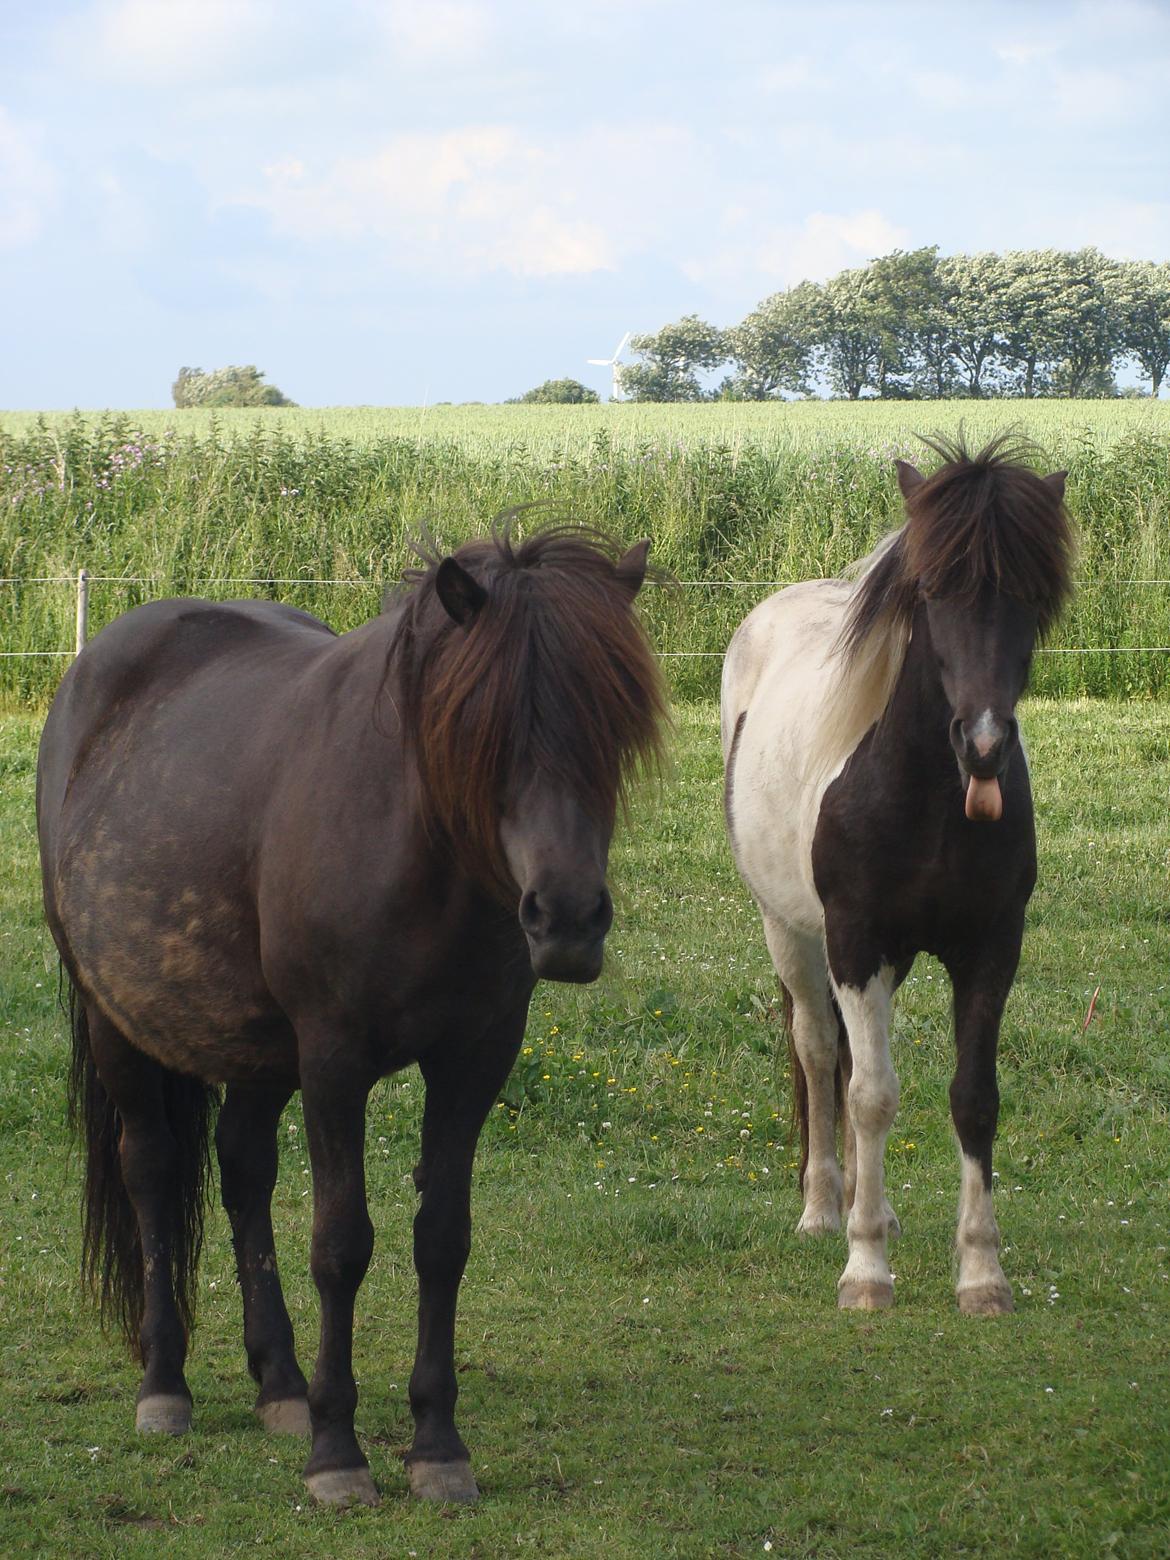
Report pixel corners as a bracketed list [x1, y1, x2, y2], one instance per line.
[2, 0, 1167, 408]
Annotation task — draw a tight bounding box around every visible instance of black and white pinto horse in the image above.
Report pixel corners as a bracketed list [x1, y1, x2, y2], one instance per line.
[722, 438, 1073, 1313]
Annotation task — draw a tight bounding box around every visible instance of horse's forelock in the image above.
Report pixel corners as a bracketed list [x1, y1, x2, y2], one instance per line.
[901, 434, 1075, 634]
[388, 521, 668, 892]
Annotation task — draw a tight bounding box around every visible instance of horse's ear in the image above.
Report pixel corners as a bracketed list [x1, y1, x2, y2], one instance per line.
[436, 558, 488, 626]
[896, 460, 925, 499]
[615, 538, 651, 599]
[1043, 470, 1067, 502]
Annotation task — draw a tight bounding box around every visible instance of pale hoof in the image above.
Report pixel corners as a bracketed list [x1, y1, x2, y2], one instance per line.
[407, 1458, 479, 1504]
[958, 1282, 1014, 1316]
[257, 1397, 312, 1436]
[305, 1466, 381, 1507]
[135, 1393, 192, 1434]
[837, 1279, 894, 1311]
[796, 1207, 841, 1236]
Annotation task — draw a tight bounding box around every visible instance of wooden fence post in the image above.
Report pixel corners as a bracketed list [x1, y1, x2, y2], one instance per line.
[75, 568, 89, 657]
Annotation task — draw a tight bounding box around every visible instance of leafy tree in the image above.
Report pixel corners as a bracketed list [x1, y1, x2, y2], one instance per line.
[509, 378, 600, 404]
[998, 249, 1122, 398]
[1111, 259, 1170, 397]
[722, 283, 817, 398]
[940, 252, 1010, 397]
[172, 365, 296, 408]
[621, 315, 726, 401]
[814, 269, 887, 399]
[863, 247, 948, 397]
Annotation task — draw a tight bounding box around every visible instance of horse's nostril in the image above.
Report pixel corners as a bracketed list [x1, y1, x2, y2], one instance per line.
[519, 890, 545, 935]
[592, 889, 614, 935]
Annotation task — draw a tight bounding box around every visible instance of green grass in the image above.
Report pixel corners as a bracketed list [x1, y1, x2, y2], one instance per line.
[2, 402, 1170, 703]
[2, 700, 1169, 1557]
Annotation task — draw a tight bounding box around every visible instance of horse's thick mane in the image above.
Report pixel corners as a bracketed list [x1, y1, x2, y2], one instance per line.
[810, 434, 1075, 780]
[385, 515, 668, 892]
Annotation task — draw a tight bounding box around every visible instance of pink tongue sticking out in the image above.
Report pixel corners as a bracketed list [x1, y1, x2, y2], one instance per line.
[965, 775, 1003, 822]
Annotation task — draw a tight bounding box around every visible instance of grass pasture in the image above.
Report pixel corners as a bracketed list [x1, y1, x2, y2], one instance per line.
[2, 700, 1169, 1558]
[2, 400, 1170, 704]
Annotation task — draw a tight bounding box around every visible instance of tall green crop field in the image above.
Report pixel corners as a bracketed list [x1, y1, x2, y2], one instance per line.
[2, 401, 1168, 703]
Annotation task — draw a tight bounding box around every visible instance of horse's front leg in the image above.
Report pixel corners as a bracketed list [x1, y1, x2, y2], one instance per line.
[299, 1056, 379, 1507]
[406, 1014, 526, 1504]
[828, 945, 899, 1310]
[944, 924, 1022, 1316]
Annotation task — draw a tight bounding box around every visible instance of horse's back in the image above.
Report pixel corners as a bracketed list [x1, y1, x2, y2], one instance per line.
[40, 599, 333, 814]
[722, 578, 852, 933]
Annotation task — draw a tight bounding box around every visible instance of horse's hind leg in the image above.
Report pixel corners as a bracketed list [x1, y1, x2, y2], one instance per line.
[762, 918, 843, 1234]
[945, 928, 1021, 1316]
[830, 960, 899, 1310]
[84, 1010, 204, 1432]
[216, 1082, 310, 1432]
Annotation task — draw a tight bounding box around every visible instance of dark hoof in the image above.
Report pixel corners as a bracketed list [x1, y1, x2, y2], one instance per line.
[135, 1393, 192, 1434]
[958, 1282, 1014, 1316]
[837, 1279, 894, 1311]
[256, 1397, 312, 1436]
[305, 1466, 381, 1507]
[407, 1458, 479, 1504]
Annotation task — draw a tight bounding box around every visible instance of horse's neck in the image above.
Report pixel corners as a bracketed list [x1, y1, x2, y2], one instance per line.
[869, 606, 953, 774]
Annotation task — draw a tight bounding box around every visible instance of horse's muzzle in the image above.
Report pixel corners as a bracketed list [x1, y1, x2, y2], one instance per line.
[950, 713, 1019, 781]
[520, 886, 613, 983]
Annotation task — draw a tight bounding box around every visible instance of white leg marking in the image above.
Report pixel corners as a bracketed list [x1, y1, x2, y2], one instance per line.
[793, 989, 845, 1234]
[956, 1153, 1013, 1315]
[762, 920, 843, 1234]
[835, 967, 898, 1308]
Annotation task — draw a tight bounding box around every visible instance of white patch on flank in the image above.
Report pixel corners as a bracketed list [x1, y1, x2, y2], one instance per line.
[834, 967, 899, 1299]
[720, 533, 909, 937]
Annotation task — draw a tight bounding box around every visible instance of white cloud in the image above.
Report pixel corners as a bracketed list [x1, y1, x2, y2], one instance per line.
[372, 0, 492, 64]
[80, 0, 280, 86]
[682, 208, 912, 289]
[0, 109, 57, 249]
[238, 123, 694, 278]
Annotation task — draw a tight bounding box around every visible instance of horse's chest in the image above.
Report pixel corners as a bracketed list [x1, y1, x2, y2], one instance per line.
[812, 780, 1033, 958]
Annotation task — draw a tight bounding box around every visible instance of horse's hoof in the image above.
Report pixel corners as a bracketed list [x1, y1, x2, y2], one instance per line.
[257, 1397, 312, 1436]
[837, 1279, 894, 1311]
[135, 1394, 192, 1434]
[305, 1467, 381, 1507]
[958, 1283, 1014, 1316]
[407, 1458, 479, 1504]
[796, 1208, 841, 1236]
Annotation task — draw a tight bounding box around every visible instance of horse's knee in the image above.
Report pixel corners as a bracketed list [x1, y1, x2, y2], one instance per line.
[949, 1075, 998, 1150]
[311, 1217, 374, 1294]
[847, 1067, 899, 1134]
[413, 1207, 471, 1286]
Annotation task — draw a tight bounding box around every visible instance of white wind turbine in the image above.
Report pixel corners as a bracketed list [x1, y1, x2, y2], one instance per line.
[587, 331, 632, 401]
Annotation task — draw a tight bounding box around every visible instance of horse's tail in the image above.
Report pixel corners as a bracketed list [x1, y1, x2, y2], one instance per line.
[783, 981, 851, 1192]
[66, 978, 218, 1356]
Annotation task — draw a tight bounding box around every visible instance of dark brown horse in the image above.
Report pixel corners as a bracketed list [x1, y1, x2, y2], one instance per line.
[37, 520, 666, 1506]
[723, 437, 1073, 1312]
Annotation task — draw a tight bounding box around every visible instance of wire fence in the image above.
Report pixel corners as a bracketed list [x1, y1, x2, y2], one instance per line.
[3, 572, 1170, 661]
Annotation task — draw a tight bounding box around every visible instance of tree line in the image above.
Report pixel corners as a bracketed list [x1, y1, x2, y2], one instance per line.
[620, 248, 1170, 402]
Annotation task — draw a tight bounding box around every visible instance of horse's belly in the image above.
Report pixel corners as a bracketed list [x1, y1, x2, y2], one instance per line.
[53, 840, 295, 1084]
